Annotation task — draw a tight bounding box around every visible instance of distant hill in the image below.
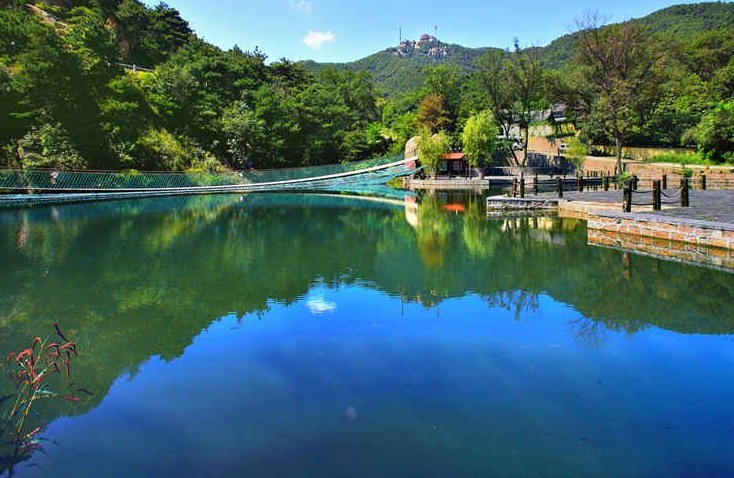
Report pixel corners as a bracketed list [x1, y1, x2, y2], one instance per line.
[539, 2, 734, 69]
[301, 38, 498, 98]
[301, 2, 734, 97]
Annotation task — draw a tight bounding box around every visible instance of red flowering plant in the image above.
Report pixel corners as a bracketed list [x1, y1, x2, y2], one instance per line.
[0, 324, 89, 477]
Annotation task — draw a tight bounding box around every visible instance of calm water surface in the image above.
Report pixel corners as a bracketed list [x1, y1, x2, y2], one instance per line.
[1, 192, 733, 477]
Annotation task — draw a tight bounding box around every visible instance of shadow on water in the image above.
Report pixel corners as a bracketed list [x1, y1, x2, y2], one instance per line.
[0, 191, 733, 476]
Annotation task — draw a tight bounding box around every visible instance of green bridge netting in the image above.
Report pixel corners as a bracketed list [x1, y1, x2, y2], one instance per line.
[0, 155, 411, 192]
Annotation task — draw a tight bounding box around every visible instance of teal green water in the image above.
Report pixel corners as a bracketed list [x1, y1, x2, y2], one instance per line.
[1, 192, 734, 477]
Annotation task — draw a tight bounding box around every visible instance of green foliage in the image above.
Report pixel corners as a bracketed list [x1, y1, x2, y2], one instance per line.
[564, 136, 590, 170]
[417, 129, 451, 178]
[462, 200, 499, 259]
[115, 0, 192, 65]
[16, 123, 87, 169]
[461, 110, 499, 167]
[693, 98, 734, 163]
[422, 64, 462, 128]
[0, 2, 387, 172]
[3, 1, 734, 173]
[63, 6, 118, 74]
[540, 3, 734, 70]
[474, 50, 514, 137]
[507, 40, 545, 166]
[417, 94, 451, 133]
[301, 41, 490, 100]
[220, 102, 264, 168]
[645, 152, 706, 165]
[131, 128, 222, 171]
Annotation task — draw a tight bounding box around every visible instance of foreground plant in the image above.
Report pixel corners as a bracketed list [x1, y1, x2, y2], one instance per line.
[0, 324, 86, 477]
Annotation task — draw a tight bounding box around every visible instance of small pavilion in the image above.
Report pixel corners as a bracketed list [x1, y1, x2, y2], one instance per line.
[439, 152, 468, 176]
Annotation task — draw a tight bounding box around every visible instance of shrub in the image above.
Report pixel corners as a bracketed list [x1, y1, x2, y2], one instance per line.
[418, 128, 451, 178]
[461, 111, 499, 168]
[693, 99, 734, 164]
[16, 124, 87, 170]
[645, 152, 706, 165]
[564, 136, 590, 171]
[132, 129, 224, 171]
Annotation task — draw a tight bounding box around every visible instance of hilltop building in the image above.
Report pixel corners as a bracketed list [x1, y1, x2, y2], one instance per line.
[391, 34, 448, 59]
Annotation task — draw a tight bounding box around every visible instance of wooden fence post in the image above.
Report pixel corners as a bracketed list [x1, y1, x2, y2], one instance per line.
[653, 180, 661, 211]
[681, 178, 690, 207]
[556, 177, 563, 198]
[662, 174, 667, 190]
[603, 176, 610, 191]
[520, 177, 525, 198]
[701, 174, 707, 190]
[533, 174, 539, 195]
[623, 184, 632, 212]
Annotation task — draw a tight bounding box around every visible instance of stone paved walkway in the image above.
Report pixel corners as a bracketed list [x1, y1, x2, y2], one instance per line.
[533, 190, 734, 226]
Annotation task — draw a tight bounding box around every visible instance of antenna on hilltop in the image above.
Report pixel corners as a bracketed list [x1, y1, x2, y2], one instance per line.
[433, 25, 438, 39]
[399, 27, 402, 43]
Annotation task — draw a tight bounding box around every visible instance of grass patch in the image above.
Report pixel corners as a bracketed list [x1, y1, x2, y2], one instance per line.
[645, 152, 734, 166]
[645, 152, 710, 165]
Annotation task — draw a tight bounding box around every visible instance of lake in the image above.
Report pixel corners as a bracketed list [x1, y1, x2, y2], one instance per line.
[1, 192, 733, 477]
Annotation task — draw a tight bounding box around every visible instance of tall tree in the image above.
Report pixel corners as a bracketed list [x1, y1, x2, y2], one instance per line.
[575, 13, 661, 174]
[417, 94, 451, 133]
[461, 110, 499, 170]
[507, 39, 545, 167]
[475, 50, 514, 147]
[418, 128, 451, 179]
[423, 65, 462, 129]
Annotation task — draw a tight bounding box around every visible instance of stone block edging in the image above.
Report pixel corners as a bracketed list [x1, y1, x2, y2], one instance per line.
[586, 211, 734, 250]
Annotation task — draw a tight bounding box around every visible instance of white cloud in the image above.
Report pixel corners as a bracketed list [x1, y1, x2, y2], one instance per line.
[302, 30, 336, 50]
[289, 0, 313, 13]
[306, 294, 337, 315]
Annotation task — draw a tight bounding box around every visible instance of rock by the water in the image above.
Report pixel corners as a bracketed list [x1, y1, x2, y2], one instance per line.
[405, 136, 420, 159]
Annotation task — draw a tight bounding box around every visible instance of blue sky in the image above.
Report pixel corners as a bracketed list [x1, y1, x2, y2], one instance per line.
[142, 0, 708, 63]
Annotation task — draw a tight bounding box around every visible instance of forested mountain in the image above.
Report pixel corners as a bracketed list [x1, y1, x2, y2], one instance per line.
[1, 1, 733, 173]
[539, 2, 734, 69]
[301, 40, 495, 100]
[303, 2, 734, 98]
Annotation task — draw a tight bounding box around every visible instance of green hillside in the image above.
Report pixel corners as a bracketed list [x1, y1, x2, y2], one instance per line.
[303, 2, 734, 95]
[302, 41, 494, 98]
[540, 2, 734, 69]
[0, 0, 388, 172]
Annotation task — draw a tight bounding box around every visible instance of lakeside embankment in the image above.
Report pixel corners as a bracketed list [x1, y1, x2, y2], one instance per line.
[487, 190, 734, 271]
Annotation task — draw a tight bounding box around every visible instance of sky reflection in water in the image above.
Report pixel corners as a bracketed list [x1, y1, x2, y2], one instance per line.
[1, 192, 733, 477]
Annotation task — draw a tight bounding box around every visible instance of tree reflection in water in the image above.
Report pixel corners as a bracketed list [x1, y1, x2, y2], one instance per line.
[0, 192, 733, 466]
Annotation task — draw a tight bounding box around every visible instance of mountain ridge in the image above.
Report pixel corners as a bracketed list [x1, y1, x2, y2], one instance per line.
[299, 2, 734, 98]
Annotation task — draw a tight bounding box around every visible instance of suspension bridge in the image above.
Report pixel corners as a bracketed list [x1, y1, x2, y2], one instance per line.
[0, 155, 420, 208]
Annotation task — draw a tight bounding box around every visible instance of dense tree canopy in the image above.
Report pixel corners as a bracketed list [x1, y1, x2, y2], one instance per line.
[0, 1, 388, 171]
[1, 1, 734, 171]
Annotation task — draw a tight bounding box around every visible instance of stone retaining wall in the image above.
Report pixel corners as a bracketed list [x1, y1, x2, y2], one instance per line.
[407, 179, 489, 190]
[586, 212, 734, 250]
[588, 228, 734, 272]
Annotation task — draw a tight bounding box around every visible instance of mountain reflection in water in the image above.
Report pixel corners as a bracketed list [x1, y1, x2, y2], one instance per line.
[1, 192, 733, 478]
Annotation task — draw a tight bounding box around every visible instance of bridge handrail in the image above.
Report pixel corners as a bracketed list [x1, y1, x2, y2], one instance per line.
[0, 158, 414, 193]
